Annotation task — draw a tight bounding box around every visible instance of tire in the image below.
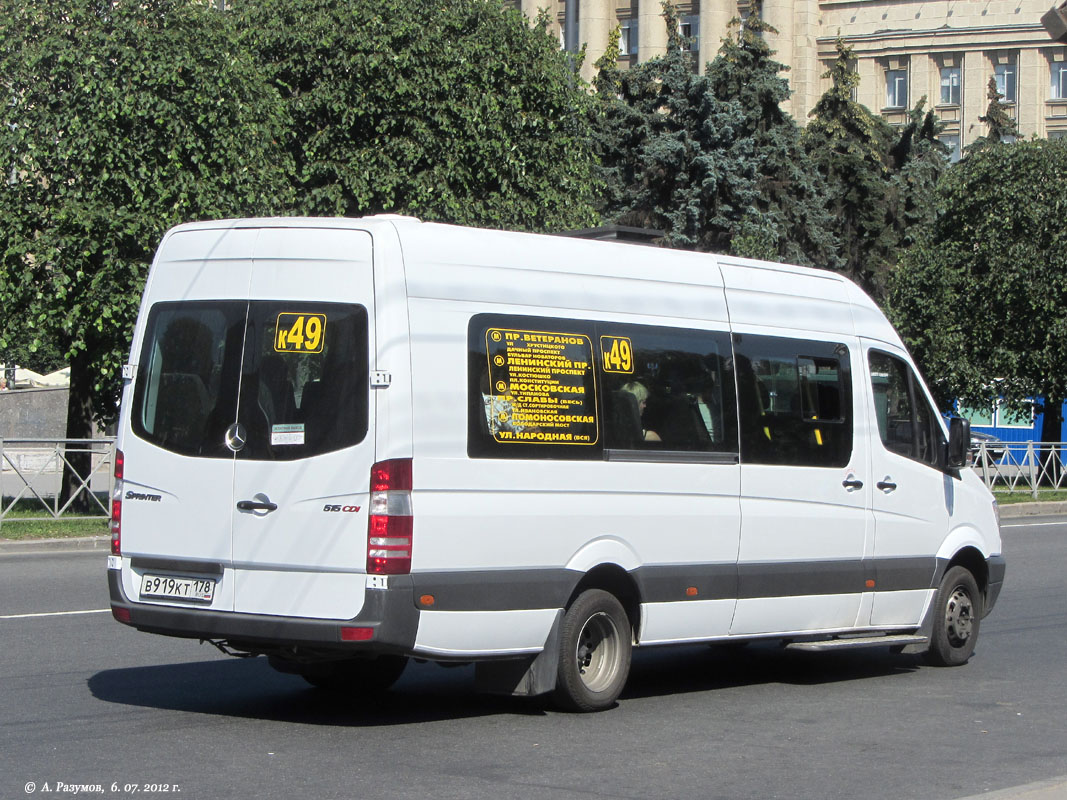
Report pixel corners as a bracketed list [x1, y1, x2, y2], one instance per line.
[926, 566, 983, 667]
[552, 589, 632, 712]
[269, 655, 408, 692]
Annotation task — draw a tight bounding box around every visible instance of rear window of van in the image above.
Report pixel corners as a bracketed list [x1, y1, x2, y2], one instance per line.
[131, 301, 368, 460]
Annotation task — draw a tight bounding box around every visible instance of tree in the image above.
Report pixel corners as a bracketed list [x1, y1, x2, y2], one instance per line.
[802, 40, 897, 295]
[704, 10, 841, 268]
[969, 76, 1021, 153]
[0, 0, 293, 505]
[888, 138, 1067, 443]
[802, 40, 947, 299]
[885, 99, 949, 251]
[590, 2, 754, 251]
[235, 0, 599, 232]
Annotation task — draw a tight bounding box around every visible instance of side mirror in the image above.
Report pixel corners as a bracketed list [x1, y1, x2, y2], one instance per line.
[947, 417, 970, 469]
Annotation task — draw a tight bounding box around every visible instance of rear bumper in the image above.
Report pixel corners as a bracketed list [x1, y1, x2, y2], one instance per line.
[108, 569, 419, 655]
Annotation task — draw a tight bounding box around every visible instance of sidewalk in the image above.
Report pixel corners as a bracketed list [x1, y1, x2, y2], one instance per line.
[997, 500, 1067, 518]
[953, 776, 1067, 800]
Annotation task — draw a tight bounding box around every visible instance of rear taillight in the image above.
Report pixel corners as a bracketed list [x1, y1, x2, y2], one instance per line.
[111, 449, 124, 555]
[367, 458, 412, 575]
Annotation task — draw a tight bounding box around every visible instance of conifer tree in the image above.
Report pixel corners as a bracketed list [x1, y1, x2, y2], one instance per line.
[590, 3, 756, 252]
[969, 76, 1020, 152]
[802, 39, 897, 295]
[705, 10, 840, 268]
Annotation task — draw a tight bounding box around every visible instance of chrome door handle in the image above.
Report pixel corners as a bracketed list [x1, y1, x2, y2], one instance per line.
[236, 499, 278, 512]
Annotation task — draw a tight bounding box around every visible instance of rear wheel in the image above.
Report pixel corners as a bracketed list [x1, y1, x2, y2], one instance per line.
[926, 566, 982, 667]
[552, 589, 632, 712]
[269, 655, 408, 692]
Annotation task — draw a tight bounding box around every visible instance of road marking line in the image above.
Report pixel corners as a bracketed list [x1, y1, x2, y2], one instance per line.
[0, 609, 110, 620]
[1001, 521, 1067, 528]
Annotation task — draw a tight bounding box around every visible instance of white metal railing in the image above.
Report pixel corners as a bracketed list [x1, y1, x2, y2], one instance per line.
[972, 440, 1067, 499]
[0, 437, 115, 529]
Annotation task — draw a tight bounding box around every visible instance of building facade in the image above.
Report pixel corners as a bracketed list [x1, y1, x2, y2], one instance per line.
[509, 0, 1067, 151]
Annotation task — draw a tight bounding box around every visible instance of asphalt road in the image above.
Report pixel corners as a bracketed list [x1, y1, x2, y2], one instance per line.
[1, 519, 1065, 800]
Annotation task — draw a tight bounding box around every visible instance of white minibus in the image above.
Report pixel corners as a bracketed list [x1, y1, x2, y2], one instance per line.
[108, 217, 1004, 711]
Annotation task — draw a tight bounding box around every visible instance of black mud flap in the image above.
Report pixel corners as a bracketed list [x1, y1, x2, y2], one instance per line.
[474, 609, 562, 697]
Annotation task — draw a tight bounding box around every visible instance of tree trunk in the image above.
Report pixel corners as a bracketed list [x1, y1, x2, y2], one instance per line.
[59, 352, 96, 514]
[1039, 397, 1063, 487]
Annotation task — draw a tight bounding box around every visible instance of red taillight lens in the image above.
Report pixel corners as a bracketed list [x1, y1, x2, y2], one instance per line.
[340, 626, 374, 642]
[367, 458, 412, 575]
[370, 458, 412, 492]
[111, 449, 124, 555]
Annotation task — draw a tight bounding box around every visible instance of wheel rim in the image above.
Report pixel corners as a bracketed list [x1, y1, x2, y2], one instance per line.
[574, 611, 622, 693]
[944, 585, 975, 648]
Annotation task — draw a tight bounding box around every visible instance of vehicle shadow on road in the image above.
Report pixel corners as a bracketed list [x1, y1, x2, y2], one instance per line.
[87, 642, 923, 725]
[87, 656, 519, 726]
[622, 642, 923, 701]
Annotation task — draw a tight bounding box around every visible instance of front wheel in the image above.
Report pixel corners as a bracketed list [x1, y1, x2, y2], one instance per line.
[926, 566, 982, 667]
[552, 589, 632, 712]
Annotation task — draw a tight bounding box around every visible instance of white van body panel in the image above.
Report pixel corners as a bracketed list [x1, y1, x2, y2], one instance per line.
[413, 608, 559, 657]
[111, 217, 1003, 671]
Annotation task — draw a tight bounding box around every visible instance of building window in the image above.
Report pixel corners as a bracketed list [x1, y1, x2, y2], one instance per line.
[940, 134, 961, 163]
[940, 66, 961, 105]
[1052, 61, 1067, 100]
[995, 59, 1017, 103]
[619, 17, 638, 57]
[679, 14, 699, 53]
[886, 68, 908, 109]
[1050, 130, 1067, 140]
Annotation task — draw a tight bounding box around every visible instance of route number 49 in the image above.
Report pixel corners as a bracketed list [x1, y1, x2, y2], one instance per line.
[600, 336, 634, 374]
[275, 313, 326, 354]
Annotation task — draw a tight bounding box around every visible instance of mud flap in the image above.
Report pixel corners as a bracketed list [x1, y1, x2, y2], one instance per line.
[474, 609, 563, 697]
[901, 594, 937, 655]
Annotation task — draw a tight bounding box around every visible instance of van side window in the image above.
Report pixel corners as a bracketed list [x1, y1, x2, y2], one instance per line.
[734, 335, 853, 468]
[869, 350, 943, 467]
[467, 314, 602, 460]
[597, 325, 737, 455]
[466, 315, 737, 460]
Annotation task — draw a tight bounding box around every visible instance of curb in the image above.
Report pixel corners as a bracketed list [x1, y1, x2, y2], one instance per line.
[953, 776, 1067, 800]
[0, 535, 110, 556]
[997, 501, 1067, 518]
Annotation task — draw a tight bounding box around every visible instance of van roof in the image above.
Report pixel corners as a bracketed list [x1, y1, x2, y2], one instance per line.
[161, 216, 903, 347]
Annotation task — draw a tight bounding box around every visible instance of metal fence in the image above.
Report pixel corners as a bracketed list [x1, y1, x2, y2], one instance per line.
[0, 437, 1057, 525]
[972, 440, 1067, 498]
[0, 437, 115, 529]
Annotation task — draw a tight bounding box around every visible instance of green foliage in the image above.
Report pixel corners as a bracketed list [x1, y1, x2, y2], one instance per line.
[888, 139, 1067, 413]
[802, 40, 895, 294]
[590, 4, 756, 251]
[235, 0, 599, 232]
[969, 76, 1021, 153]
[803, 40, 947, 298]
[0, 0, 293, 427]
[705, 12, 841, 269]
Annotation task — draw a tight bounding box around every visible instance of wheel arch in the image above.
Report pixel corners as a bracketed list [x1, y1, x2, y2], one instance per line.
[943, 545, 990, 600]
[566, 564, 642, 641]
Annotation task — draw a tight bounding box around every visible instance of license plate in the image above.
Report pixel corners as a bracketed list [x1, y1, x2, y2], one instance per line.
[140, 573, 215, 603]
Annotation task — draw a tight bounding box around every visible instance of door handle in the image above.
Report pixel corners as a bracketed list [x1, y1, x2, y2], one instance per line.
[876, 479, 898, 492]
[842, 478, 864, 490]
[236, 499, 278, 512]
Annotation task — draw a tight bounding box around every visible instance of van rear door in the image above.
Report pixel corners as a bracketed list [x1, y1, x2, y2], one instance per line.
[124, 225, 376, 620]
[124, 227, 259, 612]
[229, 228, 375, 619]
